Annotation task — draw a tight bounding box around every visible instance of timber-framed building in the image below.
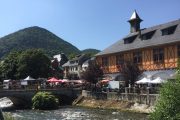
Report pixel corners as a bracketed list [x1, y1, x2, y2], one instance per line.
[96, 11, 180, 81]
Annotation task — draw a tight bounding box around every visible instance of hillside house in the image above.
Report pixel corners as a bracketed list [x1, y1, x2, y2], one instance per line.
[63, 54, 90, 79]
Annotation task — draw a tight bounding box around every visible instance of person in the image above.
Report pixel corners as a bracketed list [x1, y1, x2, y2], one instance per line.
[0, 108, 4, 120]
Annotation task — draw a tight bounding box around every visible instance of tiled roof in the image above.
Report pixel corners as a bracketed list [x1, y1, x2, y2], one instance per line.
[96, 19, 180, 56]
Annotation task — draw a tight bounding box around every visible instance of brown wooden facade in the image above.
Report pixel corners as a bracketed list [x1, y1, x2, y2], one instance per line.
[96, 42, 179, 74]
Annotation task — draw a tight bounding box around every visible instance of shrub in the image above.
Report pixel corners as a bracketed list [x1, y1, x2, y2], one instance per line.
[149, 75, 180, 119]
[32, 92, 59, 110]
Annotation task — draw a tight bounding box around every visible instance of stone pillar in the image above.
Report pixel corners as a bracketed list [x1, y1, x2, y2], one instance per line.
[82, 90, 87, 97]
[125, 87, 128, 100]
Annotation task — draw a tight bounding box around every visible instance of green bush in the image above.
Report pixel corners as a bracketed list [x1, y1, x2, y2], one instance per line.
[149, 75, 180, 119]
[32, 92, 59, 110]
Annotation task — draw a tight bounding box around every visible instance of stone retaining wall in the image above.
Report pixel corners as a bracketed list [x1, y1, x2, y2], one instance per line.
[82, 90, 158, 106]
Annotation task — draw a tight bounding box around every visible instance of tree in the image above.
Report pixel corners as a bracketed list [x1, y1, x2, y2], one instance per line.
[32, 92, 59, 110]
[68, 53, 77, 60]
[81, 61, 103, 84]
[59, 53, 68, 66]
[149, 63, 180, 120]
[119, 61, 142, 87]
[0, 49, 52, 80]
[0, 51, 21, 80]
[51, 58, 63, 79]
[16, 49, 51, 79]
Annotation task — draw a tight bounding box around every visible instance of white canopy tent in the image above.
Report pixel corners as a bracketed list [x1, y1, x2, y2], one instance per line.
[150, 77, 165, 84]
[24, 76, 35, 81]
[136, 77, 151, 84]
[21, 76, 36, 86]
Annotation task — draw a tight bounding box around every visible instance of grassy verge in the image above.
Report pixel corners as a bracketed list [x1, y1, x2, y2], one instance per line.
[3, 113, 15, 120]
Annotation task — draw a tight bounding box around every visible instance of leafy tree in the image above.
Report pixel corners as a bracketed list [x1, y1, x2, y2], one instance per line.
[0, 49, 52, 80]
[32, 92, 59, 110]
[149, 63, 180, 120]
[81, 61, 103, 84]
[51, 58, 63, 79]
[16, 49, 51, 79]
[0, 51, 21, 80]
[59, 53, 68, 66]
[68, 53, 77, 60]
[119, 61, 142, 87]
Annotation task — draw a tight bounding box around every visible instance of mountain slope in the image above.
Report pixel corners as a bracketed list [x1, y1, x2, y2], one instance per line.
[81, 49, 100, 57]
[0, 26, 81, 58]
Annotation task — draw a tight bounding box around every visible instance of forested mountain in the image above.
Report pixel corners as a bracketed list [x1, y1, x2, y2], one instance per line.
[0, 26, 100, 59]
[81, 49, 100, 57]
[0, 26, 81, 58]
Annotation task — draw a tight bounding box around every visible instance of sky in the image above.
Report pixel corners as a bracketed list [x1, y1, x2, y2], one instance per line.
[0, 0, 180, 51]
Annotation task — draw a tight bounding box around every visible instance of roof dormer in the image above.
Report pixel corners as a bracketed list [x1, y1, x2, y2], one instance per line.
[161, 25, 177, 36]
[124, 35, 137, 44]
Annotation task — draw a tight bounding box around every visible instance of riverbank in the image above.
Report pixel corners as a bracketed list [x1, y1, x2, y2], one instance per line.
[75, 97, 154, 114]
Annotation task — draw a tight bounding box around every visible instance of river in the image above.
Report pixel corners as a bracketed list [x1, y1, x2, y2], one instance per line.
[4, 106, 148, 120]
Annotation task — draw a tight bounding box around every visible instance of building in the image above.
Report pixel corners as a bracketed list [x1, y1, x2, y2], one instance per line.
[96, 11, 180, 81]
[63, 54, 90, 79]
[52, 53, 68, 66]
[82, 57, 95, 71]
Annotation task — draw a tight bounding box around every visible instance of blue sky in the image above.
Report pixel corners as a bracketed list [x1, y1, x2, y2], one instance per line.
[0, 0, 180, 51]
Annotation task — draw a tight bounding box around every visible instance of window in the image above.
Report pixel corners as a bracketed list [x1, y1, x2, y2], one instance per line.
[116, 54, 124, 65]
[161, 25, 177, 36]
[133, 51, 142, 64]
[141, 31, 156, 40]
[102, 57, 108, 66]
[178, 45, 180, 58]
[153, 48, 164, 63]
[124, 35, 137, 44]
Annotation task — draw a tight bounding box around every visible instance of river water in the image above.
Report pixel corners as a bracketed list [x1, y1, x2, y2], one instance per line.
[5, 106, 148, 120]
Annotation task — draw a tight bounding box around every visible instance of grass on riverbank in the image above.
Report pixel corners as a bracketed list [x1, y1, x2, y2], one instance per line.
[3, 113, 15, 120]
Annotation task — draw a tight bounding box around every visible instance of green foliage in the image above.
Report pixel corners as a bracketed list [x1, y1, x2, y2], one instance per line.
[0, 49, 52, 80]
[17, 49, 51, 79]
[3, 113, 14, 120]
[81, 49, 100, 57]
[32, 92, 59, 110]
[120, 61, 142, 86]
[68, 53, 77, 60]
[0, 26, 80, 58]
[51, 59, 63, 79]
[149, 66, 180, 119]
[81, 61, 103, 84]
[149, 80, 180, 120]
[0, 51, 21, 79]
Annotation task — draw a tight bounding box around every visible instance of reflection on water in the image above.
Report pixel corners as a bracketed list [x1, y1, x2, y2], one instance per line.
[7, 106, 148, 120]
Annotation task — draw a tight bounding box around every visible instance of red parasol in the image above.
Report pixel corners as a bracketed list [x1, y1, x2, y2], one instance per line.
[100, 79, 110, 83]
[47, 77, 63, 83]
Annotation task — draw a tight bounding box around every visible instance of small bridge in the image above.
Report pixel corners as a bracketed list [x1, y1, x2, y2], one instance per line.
[0, 88, 82, 108]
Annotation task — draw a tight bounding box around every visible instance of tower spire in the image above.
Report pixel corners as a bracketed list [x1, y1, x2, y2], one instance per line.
[128, 10, 143, 33]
